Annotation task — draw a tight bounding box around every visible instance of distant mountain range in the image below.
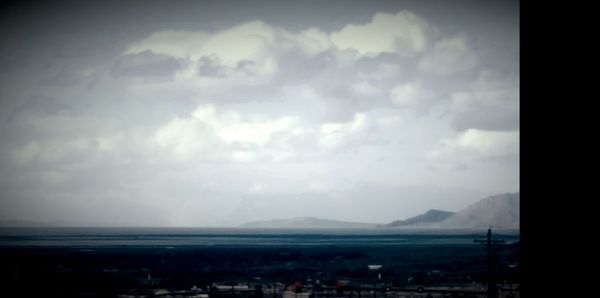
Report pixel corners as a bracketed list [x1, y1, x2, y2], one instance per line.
[239, 217, 377, 229]
[2, 193, 519, 230]
[433, 192, 519, 229]
[239, 192, 519, 230]
[377, 209, 455, 228]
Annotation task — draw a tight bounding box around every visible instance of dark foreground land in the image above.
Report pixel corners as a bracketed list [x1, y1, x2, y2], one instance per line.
[0, 229, 520, 298]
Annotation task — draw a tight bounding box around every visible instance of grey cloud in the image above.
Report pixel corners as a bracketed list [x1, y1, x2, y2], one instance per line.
[485, 153, 519, 166]
[0, 56, 27, 74]
[472, 39, 519, 75]
[273, 51, 337, 84]
[112, 50, 187, 78]
[13, 96, 72, 117]
[49, 40, 117, 59]
[38, 70, 82, 87]
[452, 108, 519, 131]
[197, 56, 227, 77]
[270, 51, 417, 121]
[455, 163, 469, 171]
[236, 59, 259, 75]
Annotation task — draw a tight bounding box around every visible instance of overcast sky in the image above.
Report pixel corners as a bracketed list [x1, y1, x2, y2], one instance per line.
[0, 0, 519, 227]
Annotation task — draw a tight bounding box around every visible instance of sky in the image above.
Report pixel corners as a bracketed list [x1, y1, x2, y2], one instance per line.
[0, 0, 519, 227]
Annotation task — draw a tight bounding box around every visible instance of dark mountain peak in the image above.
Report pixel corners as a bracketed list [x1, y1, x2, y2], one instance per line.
[404, 209, 454, 225]
[423, 209, 453, 215]
[380, 209, 454, 227]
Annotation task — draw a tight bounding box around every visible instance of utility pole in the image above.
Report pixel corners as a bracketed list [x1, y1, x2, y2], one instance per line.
[474, 227, 505, 298]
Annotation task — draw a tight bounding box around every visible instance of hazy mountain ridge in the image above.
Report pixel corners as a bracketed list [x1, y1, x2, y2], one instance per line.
[2, 193, 519, 229]
[240, 192, 519, 230]
[381, 192, 519, 230]
[378, 209, 455, 227]
[435, 192, 519, 229]
[240, 217, 378, 229]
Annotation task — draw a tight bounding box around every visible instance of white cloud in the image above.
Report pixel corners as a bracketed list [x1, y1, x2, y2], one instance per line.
[330, 11, 435, 57]
[215, 114, 299, 146]
[427, 129, 519, 162]
[351, 81, 381, 97]
[201, 21, 276, 63]
[127, 21, 276, 64]
[389, 81, 434, 109]
[126, 21, 279, 80]
[151, 114, 215, 160]
[120, 10, 439, 99]
[150, 104, 302, 162]
[318, 113, 370, 150]
[418, 34, 478, 75]
[283, 27, 333, 56]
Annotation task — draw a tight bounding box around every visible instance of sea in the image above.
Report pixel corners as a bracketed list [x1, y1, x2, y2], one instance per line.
[0, 227, 520, 247]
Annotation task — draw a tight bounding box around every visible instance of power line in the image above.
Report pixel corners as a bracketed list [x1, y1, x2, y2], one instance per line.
[474, 227, 505, 298]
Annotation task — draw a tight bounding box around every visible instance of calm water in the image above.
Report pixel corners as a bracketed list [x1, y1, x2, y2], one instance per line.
[0, 227, 519, 247]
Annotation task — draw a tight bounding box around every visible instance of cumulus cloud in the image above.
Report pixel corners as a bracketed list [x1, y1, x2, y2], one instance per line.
[418, 35, 479, 75]
[119, 10, 437, 97]
[389, 81, 435, 109]
[318, 113, 381, 151]
[150, 112, 219, 160]
[330, 11, 436, 57]
[113, 11, 447, 121]
[125, 30, 210, 58]
[125, 21, 279, 81]
[427, 129, 519, 162]
[150, 104, 392, 162]
[150, 104, 303, 162]
[281, 27, 333, 56]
